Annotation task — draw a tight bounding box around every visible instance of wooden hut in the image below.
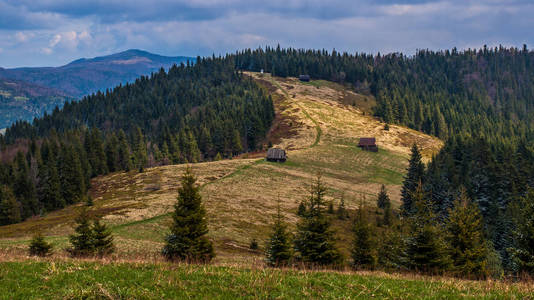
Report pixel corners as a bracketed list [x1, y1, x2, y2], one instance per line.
[299, 75, 310, 82]
[358, 137, 378, 152]
[266, 148, 287, 162]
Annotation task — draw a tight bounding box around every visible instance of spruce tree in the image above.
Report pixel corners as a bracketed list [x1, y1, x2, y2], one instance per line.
[406, 183, 451, 273]
[377, 184, 390, 209]
[377, 228, 407, 270]
[133, 127, 148, 170]
[293, 175, 342, 265]
[508, 188, 534, 274]
[92, 219, 115, 257]
[383, 202, 393, 227]
[58, 144, 85, 205]
[336, 194, 348, 220]
[265, 201, 293, 267]
[351, 201, 376, 269]
[29, 232, 53, 257]
[117, 129, 133, 171]
[163, 167, 214, 262]
[105, 133, 120, 172]
[67, 208, 94, 257]
[401, 144, 425, 216]
[0, 185, 21, 225]
[446, 188, 489, 278]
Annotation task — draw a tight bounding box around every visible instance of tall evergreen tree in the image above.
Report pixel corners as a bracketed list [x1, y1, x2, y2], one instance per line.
[377, 184, 390, 209]
[58, 143, 85, 205]
[117, 129, 133, 171]
[406, 183, 451, 273]
[508, 188, 534, 274]
[351, 201, 376, 269]
[446, 188, 489, 278]
[265, 200, 293, 267]
[293, 175, 342, 265]
[162, 167, 214, 262]
[0, 185, 21, 225]
[105, 133, 120, 172]
[401, 144, 425, 216]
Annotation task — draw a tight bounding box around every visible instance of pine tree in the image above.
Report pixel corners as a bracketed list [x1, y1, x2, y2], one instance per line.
[162, 167, 214, 262]
[377, 184, 390, 209]
[92, 219, 115, 257]
[265, 201, 293, 267]
[117, 129, 133, 171]
[293, 175, 342, 265]
[351, 201, 376, 269]
[446, 188, 489, 278]
[377, 228, 407, 270]
[0, 185, 21, 225]
[383, 202, 393, 227]
[401, 144, 425, 216]
[406, 183, 451, 273]
[336, 194, 348, 220]
[67, 208, 94, 257]
[508, 188, 534, 274]
[214, 152, 222, 161]
[58, 144, 85, 205]
[133, 127, 148, 170]
[38, 141, 64, 211]
[28, 232, 53, 257]
[105, 133, 120, 172]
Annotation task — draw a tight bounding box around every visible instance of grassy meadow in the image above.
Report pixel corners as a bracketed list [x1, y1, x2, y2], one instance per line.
[1, 260, 532, 299]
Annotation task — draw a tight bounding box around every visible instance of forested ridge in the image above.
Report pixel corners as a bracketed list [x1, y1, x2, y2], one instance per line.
[234, 45, 534, 141]
[1, 46, 534, 275]
[233, 46, 534, 273]
[0, 56, 274, 225]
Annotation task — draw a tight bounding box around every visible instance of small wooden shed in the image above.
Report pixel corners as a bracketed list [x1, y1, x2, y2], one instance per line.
[358, 137, 378, 152]
[266, 148, 287, 162]
[299, 75, 310, 82]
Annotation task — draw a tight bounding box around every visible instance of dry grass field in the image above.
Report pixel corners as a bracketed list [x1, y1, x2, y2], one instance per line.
[0, 73, 443, 264]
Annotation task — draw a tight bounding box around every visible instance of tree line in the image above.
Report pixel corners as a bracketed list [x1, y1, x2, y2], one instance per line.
[233, 45, 534, 143]
[0, 56, 275, 225]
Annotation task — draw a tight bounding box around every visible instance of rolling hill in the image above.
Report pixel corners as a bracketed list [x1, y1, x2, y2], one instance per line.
[2, 73, 533, 298]
[0, 49, 193, 129]
[0, 73, 441, 258]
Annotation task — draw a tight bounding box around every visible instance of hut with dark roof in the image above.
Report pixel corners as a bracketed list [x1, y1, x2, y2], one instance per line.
[266, 148, 287, 162]
[358, 137, 378, 152]
[299, 75, 310, 82]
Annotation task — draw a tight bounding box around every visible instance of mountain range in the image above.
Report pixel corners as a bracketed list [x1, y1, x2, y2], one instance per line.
[0, 49, 193, 129]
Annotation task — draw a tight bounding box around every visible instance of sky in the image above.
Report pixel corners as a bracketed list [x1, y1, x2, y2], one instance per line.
[0, 0, 533, 68]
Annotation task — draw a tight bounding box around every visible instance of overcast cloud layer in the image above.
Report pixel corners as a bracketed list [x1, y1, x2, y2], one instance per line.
[0, 0, 533, 68]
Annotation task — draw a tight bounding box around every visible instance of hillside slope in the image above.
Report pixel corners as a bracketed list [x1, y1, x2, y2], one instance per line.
[0, 49, 193, 98]
[0, 73, 442, 263]
[0, 79, 70, 128]
[0, 50, 192, 128]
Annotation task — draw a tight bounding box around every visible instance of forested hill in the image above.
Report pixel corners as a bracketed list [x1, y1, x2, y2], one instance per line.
[234, 46, 534, 143]
[233, 46, 534, 271]
[0, 49, 192, 98]
[0, 50, 193, 129]
[0, 56, 274, 225]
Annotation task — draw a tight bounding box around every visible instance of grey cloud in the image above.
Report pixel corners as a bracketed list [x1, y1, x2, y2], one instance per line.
[0, 0, 533, 67]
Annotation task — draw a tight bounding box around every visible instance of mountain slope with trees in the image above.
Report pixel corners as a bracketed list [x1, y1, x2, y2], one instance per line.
[0, 57, 275, 225]
[0, 49, 192, 128]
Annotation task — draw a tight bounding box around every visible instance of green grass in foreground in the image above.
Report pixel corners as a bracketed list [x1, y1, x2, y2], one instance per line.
[0, 261, 530, 299]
